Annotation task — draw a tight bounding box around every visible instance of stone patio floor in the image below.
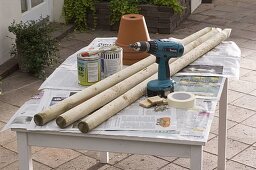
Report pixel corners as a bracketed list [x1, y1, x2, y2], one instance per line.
[1, 0, 256, 169]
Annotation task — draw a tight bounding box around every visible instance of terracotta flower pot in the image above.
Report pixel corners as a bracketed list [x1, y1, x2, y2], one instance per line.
[116, 14, 150, 65]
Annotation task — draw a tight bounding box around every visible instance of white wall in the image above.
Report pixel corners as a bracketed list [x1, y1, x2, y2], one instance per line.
[53, 0, 65, 23]
[0, 0, 21, 65]
[191, 0, 202, 13]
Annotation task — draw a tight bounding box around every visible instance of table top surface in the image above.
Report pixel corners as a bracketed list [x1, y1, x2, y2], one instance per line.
[6, 38, 241, 146]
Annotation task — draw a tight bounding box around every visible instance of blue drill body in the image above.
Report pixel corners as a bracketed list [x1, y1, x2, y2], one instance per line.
[130, 39, 184, 97]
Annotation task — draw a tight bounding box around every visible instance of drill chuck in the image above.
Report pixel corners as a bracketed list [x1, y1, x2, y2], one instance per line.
[129, 42, 150, 52]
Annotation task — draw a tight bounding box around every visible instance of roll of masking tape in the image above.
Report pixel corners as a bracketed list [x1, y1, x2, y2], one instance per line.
[167, 92, 195, 109]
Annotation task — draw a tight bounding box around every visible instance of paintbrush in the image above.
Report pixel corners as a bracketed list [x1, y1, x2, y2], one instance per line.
[81, 46, 118, 57]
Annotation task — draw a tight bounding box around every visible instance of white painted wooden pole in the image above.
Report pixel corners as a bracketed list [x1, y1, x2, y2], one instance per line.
[78, 29, 231, 133]
[56, 29, 219, 128]
[34, 27, 213, 126]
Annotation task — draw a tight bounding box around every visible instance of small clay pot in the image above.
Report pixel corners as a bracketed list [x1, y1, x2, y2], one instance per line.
[116, 14, 150, 65]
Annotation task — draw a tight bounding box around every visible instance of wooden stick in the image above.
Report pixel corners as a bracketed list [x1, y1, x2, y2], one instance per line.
[56, 28, 218, 128]
[34, 27, 213, 126]
[78, 29, 231, 133]
[181, 27, 212, 45]
[56, 63, 158, 128]
[184, 28, 219, 54]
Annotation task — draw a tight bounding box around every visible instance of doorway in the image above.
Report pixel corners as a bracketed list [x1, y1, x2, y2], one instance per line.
[21, 0, 52, 22]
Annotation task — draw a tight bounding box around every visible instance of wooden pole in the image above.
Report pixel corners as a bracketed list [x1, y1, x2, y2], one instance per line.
[34, 27, 213, 126]
[78, 29, 232, 133]
[56, 28, 219, 128]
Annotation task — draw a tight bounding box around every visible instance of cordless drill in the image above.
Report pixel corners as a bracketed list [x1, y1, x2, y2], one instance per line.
[130, 39, 184, 97]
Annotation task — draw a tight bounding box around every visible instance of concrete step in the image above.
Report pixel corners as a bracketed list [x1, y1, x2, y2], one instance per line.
[50, 22, 75, 41]
[0, 58, 19, 79]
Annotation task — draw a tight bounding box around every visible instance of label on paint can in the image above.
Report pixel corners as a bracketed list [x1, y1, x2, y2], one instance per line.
[77, 53, 101, 86]
[101, 47, 123, 78]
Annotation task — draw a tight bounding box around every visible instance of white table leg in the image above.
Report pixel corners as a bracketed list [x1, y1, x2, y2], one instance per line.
[100, 152, 109, 163]
[16, 132, 33, 170]
[218, 79, 228, 170]
[190, 145, 203, 170]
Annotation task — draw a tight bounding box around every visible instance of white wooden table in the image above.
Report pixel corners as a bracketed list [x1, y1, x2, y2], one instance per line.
[14, 79, 228, 170]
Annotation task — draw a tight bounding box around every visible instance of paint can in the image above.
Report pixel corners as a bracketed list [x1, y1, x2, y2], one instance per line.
[101, 47, 123, 78]
[77, 53, 101, 86]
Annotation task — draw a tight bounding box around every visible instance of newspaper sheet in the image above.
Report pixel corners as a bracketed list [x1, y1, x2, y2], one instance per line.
[27, 89, 80, 132]
[90, 98, 217, 141]
[39, 39, 240, 91]
[25, 90, 216, 140]
[176, 41, 241, 78]
[95, 100, 177, 131]
[2, 92, 44, 131]
[173, 76, 224, 99]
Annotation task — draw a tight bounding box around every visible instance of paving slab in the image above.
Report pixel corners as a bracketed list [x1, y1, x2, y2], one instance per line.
[0, 146, 18, 169]
[0, 128, 16, 146]
[0, 80, 42, 107]
[243, 25, 256, 32]
[0, 121, 5, 128]
[1, 71, 39, 94]
[239, 40, 256, 50]
[238, 16, 256, 25]
[226, 160, 256, 170]
[3, 140, 45, 154]
[232, 94, 256, 111]
[215, 105, 256, 123]
[76, 150, 130, 165]
[231, 29, 256, 40]
[200, 10, 241, 20]
[115, 155, 169, 170]
[240, 58, 256, 70]
[187, 14, 210, 22]
[244, 52, 256, 61]
[204, 136, 249, 159]
[228, 124, 256, 144]
[208, 133, 217, 141]
[99, 165, 123, 170]
[32, 148, 81, 168]
[226, 21, 254, 31]
[0, 101, 19, 123]
[240, 68, 253, 77]
[232, 146, 256, 168]
[251, 90, 256, 97]
[241, 70, 256, 83]
[215, 104, 256, 123]
[54, 155, 98, 170]
[239, 47, 256, 58]
[56, 47, 76, 65]
[227, 38, 248, 48]
[242, 113, 256, 128]
[210, 116, 237, 134]
[214, 5, 245, 13]
[154, 156, 177, 162]
[70, 30, 117, 42]
[228, 79, 256, 94]
[227, 90, 245, 104]
[160, 163, 189, 170]
[173, 152, 218, 170]
[1, 160, 52, 170]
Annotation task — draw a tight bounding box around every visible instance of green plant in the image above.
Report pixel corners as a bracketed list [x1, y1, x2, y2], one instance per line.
[63, 0, 96, 31]
[109, 0, 139, 25]
[63, 0, 184, 30]
[149, 0, 183, 14]
[8, 19, 58, 78]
